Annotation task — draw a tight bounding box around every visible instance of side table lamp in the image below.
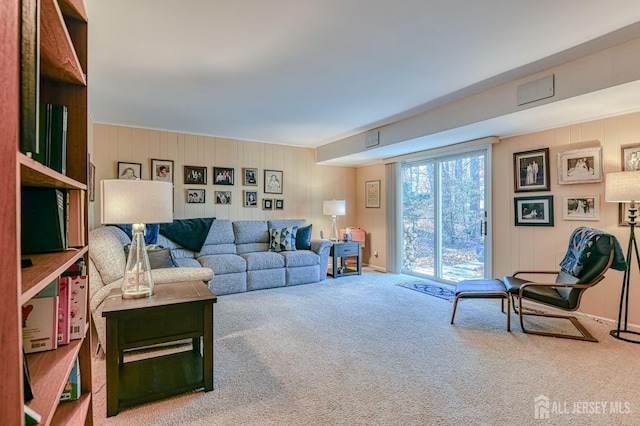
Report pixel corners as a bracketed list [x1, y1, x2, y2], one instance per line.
[100, 179, 174, 298]
[323, 199, 346, 242]
[605, 170, 640, 343]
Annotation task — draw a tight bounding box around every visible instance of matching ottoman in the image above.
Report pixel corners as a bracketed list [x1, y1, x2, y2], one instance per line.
[450, 279, 511, 331]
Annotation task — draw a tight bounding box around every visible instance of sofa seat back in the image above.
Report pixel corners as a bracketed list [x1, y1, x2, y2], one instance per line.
[233, 220, 270, 254]
[198, 219, 237, 256]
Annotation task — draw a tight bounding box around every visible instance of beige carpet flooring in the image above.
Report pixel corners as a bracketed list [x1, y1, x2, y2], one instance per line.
[92, 271, 640, 425]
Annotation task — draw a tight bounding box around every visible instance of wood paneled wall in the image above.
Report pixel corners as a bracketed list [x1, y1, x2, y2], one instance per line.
[493, 111, 640, 323]
[90, 123, 356, 240]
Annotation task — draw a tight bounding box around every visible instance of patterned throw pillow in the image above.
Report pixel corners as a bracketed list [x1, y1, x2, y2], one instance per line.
[269, 226, 298, 252]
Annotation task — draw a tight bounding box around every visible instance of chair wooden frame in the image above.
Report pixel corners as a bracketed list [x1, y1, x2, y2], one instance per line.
[510, 274, 604, 341]
[508, 244, 614, 342]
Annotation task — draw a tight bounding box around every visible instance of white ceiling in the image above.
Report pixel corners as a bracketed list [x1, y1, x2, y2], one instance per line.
[85, 1, 640, 166]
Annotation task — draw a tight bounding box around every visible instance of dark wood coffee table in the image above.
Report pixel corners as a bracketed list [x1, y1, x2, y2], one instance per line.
[102, 280, 217, 417]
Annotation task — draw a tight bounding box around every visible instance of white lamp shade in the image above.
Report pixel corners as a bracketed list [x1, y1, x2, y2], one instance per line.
[101, 179, 174, 224]
[323, 200, 346, 216]
[605, 171, 640, 203]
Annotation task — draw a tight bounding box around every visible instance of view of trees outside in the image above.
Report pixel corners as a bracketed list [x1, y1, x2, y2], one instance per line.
[402, 153, 485, 282]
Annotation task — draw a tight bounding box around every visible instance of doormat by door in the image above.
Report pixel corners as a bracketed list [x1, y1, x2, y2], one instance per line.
[397, 281, 455, 301]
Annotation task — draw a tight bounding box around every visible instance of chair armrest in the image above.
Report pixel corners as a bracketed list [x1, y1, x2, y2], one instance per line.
[512, 270, 559, 277]
[518, 279, 601, 298]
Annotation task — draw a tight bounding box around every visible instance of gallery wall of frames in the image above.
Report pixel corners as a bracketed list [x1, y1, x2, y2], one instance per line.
[89, 123, 358, 230]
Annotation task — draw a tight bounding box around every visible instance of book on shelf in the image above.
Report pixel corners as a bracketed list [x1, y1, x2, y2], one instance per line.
[23, 349, 34, 402]
[57, 277, 71, 346]
[60, 356, 81, 402]
[29, 103, 68, 174]
[21, 187, 67, 254]
[24, 404, 41, 426]
[67, 189, 85, 247]
[69, 275, 88, 340]
[22, 280, 59, 354]
[47, 103, 67, 175]
[61, 258, 86, 277]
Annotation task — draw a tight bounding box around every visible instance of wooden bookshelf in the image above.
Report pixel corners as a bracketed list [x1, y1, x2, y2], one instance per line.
[1, 0, 92, 424]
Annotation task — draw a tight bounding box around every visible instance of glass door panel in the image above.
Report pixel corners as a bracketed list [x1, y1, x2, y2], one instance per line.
[402, 149, 487, 282]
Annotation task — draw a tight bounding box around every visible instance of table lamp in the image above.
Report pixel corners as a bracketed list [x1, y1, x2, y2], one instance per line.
[605, 171, 640, 343]
[100, 179, 174, 298]
[323, 200, 346, 242]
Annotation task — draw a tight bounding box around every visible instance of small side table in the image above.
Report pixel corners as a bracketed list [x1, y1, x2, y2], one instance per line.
[102, 280, 217, 417]
[329, 241, 362, 278]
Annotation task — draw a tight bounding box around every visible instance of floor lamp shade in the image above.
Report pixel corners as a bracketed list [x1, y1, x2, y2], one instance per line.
[323, 200, 346, 241]
[605, 171, 640, 343]
[100, 179, 174, 298]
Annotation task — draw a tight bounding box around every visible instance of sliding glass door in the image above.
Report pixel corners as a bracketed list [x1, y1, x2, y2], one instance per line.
[401, 148, 489, 283]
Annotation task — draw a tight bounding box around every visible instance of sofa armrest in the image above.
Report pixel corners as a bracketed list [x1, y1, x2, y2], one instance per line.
[311, 239, 333, 280]
[310, 238, 333, 255]
[151, 267, 213, 285]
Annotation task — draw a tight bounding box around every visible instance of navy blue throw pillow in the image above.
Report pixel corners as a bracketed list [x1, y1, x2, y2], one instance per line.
[296, 224, 313, 250]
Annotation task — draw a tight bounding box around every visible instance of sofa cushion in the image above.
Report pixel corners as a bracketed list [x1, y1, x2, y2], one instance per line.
[198, 219, 236, 256]
[159, 218, 215, 252]
[295, 224, 313, 250]
[124, 244, 177, 269]
[269, 226, 298, 252]
[279, 250, 320, 268]
[242, 251, 285, 271]
[233, 221, 269, 244]
[198, 254, 247, 275]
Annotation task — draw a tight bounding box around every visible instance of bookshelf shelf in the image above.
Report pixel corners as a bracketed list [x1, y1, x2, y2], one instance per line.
[26, 338, 84, 423]
[20, 247, 88, 304]
[20, 152, 87, 190]
[2, 0, 92, 424]
[40, 0, 86, 86]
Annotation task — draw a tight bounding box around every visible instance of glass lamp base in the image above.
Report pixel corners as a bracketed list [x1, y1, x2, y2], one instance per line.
[122, 224, 154, 298]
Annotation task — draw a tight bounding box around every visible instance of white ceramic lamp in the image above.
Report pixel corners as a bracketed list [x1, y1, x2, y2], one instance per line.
[323, 200, 346, 242]
[100, 179, 174, 298]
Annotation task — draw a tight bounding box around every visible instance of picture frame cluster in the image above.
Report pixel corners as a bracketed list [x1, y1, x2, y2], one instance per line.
[512, 144, 606, 226]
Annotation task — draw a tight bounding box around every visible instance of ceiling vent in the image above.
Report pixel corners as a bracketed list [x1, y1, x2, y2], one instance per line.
[365, 131, 380, 148]
[517, 74, 554, 106]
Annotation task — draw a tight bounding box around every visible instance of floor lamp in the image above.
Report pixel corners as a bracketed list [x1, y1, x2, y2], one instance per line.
[323, 200, 346, 242]
[605, 171, 640, 343]
[101, 179, 174, 298]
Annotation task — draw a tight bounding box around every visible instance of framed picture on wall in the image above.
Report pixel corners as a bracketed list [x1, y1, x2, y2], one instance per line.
[244, 190, 258, 207]
[621, 143, 640, 171]
[214, 167, 234, 185]
[514, 195, 554, 226]
[118, 161, 142, 180]
[89, 162, 95, 202]
[215, 191, 231, 204]
[184, 166, 207, 184]
[186, 189, 205, 203]
[264, 170, 283, 194]
[275, 199, 284, 210]
[151, 159, 174, 183]
[513, 148, 550, 192]
[263, 198, 273, 210]
[365, 180, 381, 208]
[243, 168, 258, 186]
[562, 195, 599, 221]
[557, 146, 603, 184]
